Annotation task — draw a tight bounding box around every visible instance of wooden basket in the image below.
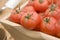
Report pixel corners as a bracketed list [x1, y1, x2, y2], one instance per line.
[0, 0, 60, 40]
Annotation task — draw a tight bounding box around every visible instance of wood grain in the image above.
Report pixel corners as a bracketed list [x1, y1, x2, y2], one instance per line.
[0, 0, 14, 40]
[0, 0, 27, 40]
[0, 0, 8, 8]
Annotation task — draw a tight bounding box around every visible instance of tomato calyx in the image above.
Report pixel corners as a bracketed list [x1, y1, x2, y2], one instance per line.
[25, 14, 33, 19]
[16, 10, 20, 14]
[30, 0, 34, 2]
[31, 0, 34, 1]
[44, 17, 50, 23]
[50, 4, 57, 12]
[39, 0, 43, 3]
[16, 7, 20, 14]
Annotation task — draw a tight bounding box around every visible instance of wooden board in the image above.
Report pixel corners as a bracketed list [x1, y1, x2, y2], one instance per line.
[0, 0, 30, 40]
[0, 24, 14, 40]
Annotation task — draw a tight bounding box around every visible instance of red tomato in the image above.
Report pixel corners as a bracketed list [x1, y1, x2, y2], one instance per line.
[47, 0, 58, 5]
[56, 0, 60, 8]
[28, 0, 49, 12]
[34, 13, 45, 31]
[56, 19, 60, 38]
[21, 6, 35, 12]
[39, 17, 57, 36]
[53, 0, 58, 3]
[10, 6, 35, 24]
[39, 13, 45, 20]
[20, 12, 41, 30]
[9, 9, 25, 24]
[47, 0, 52, 4]
[9, 9, 20, 23]
[45, 4, 60, 20]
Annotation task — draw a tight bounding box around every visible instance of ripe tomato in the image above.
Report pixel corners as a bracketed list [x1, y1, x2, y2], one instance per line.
[21, 6, 35, 12]
[34, 13, 44, 31]
[20, 12, 41, 30]
[39, 13, 45, 20]
[47, 0, 52, 4]
[56, 19, 60, 38]
[9, 9, 26, 24]
[56, 0, 60, 8]
[47, 0, 58, 4]
[54, 0, 56, 3]
[28, 0, 49, 12]
[53, 0, 58, 3]
[39, 17, 57, 36]
[9, 9, 20, 23]
[34, 13, 45, 31]
[45, 4, 60, 20]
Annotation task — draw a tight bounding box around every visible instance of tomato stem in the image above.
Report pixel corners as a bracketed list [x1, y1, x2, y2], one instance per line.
[16, 7, 20, 14]
[31, 0, 34, 1]
[31, 0, 34, 2]
[16, 10, 19, 14]
[39, 0, 43, 3]
[25, 14, 33, 19]
[50, 4, 56, 12]
[44, 18, 50, 23]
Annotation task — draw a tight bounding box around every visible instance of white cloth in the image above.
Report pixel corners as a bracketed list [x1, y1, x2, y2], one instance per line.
[5, 0, 21, 9]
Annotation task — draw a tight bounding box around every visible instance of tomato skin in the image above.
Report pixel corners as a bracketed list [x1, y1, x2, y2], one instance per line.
[47, 0, 52, 4]
[39, 17, 57, 36]
[28, 0, 49, 12]
[9, 9, 20, 23]
[21, 6, 35, 12]
[56, 0, 60, 8]
[56, 19, 60, 38]
[53, 0, 58, 3]
[20, 12, 41, 30]
[35, 13, 45, 31]
[47, 0, 58, 4]
[39, 13, 45, 20]
[45, 4, 60, 20]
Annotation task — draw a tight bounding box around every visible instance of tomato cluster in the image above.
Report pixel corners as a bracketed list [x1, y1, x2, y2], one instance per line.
[9, 0, 60, 38]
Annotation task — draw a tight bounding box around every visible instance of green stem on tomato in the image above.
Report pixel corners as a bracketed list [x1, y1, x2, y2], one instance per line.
[44, 18, 50, 23]
[31, 0, 34, 1]
[16, 7, 20, 14]
[25, 14, 33, 19]
[16, 10, 20, 14]
[50, 4, 57, 12]
[31, 0, 34, 2]
[39, 0, 43, 3]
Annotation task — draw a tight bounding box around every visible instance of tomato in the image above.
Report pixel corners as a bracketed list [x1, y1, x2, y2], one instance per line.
[45, 4, 60, 20]
[39, 17, 57, 36]
[53, 0, 57, 3]
[56, 19, 60, 38]
[9, 9, 26, 24]
[21, 6, 35, 12]
[34, 13, 45, 31]
[51, 0, 57, 3]
[28, 0, 49, 12]
[39, 13, 45, 20]
[47, 0, 58, 4]
[56, 0, 60, 8]
[20, 12, 41, 30]
[47, 0, 52, 4]
[9, 9, 20, 23]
